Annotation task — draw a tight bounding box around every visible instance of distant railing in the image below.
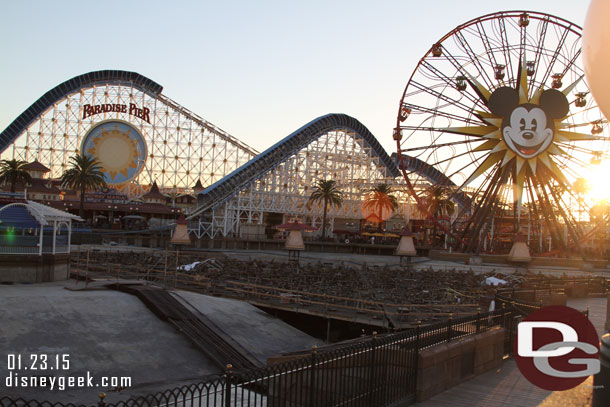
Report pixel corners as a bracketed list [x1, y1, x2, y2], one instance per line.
[0, 245, 70, 255]
[0, 246, 39, 255]
[496, 276, 609, 304]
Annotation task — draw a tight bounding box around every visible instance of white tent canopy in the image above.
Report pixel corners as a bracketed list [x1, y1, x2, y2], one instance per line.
[24, 200, 83, 225]
[0, 201, 83, 255]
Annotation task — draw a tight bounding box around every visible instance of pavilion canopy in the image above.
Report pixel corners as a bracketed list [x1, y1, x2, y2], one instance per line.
[24, 200, 83, 225]
[0, 201, 83, 255]
[0, 205, 39, 229]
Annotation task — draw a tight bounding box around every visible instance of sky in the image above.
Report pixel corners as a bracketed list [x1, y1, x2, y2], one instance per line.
[0, 1, 590, 156]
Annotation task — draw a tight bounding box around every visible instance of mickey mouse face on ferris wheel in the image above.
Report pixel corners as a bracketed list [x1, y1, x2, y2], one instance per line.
[488, 87, 570, 159]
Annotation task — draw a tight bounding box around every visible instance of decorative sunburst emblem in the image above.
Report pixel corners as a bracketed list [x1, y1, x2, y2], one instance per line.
[443, 58, 604, 210]
[81, 120, 147, 185]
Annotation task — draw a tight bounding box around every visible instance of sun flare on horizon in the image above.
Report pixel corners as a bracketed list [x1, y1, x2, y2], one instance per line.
[583, 159, 610, 204]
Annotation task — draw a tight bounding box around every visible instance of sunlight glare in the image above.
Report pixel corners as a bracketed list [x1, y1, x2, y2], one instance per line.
[583, 159, 610, 203]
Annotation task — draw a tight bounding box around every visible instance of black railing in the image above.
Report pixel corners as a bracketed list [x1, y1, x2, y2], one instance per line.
[1, 307, 519, 407]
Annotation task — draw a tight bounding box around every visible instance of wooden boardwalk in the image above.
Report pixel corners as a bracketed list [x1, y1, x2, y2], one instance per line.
[414, 297, 607, 407]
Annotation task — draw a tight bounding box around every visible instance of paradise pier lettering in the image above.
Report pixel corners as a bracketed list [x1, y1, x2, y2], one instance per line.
[82, 103, 150, 123]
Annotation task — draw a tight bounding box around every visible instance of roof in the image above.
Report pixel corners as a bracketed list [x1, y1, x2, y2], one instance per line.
[53, 200, 180, 215]
[26, 200, 83, 224]
[26, 178, 61, 194]
[0, 205, 39, 228]
[142, 182, 167, 200]
[22, 160, 50, 173]
[193, 179, 204, 189]
[0, 201, 82, 227]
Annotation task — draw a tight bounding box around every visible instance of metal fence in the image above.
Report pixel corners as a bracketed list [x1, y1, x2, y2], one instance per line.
[0, 234, 70, 255]
[1, 307, 518, 407]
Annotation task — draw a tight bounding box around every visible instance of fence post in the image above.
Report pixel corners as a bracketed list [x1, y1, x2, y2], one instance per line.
[309, 346, 317, 407]
[447, 313, 453, 343]
[225, 364, 232, 407]
[476, 308, 481, 333]
[164, 249, 168, 288]
[85, 248, 90, 288]
[175, 248, 179, 288]
[510, 314, 522, 355]
[415, 320, 421, 375]
[501, 303, 506, 328]
[368, 331, 377, 405]
[98, 392, 106, 407]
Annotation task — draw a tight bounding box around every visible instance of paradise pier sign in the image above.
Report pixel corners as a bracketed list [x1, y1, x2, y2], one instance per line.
[0, 69, 259, 199]
[82, 103, 151, 123]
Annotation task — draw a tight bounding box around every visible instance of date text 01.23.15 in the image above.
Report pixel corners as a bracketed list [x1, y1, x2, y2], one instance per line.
[7, 354, 70, 371]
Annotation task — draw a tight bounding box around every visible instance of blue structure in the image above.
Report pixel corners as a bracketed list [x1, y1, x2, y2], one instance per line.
[0, 201, 81, 256]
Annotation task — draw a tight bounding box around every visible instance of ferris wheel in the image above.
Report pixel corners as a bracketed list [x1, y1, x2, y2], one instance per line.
[394, 11, 610, 254]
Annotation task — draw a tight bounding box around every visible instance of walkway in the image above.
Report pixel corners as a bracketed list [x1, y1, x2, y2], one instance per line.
[111, 282, 262, 370]
[414, 297, 607, 407]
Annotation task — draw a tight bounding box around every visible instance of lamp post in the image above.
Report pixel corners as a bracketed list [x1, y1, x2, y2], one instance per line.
[108, 205, 117, 224]
[276, 221, 316, 263]
[395, 228, 416, 267]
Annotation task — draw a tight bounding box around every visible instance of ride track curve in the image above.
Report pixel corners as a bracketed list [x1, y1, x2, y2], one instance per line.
[190, 113, 401, 217]
[0, 70, 258, 159]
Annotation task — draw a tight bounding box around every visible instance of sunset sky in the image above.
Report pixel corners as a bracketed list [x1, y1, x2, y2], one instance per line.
[0, 1, 590, 156]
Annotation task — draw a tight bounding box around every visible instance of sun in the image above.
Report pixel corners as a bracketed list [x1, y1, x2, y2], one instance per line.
[87, 124, 140, 181]
[583, 160, 610, 203]
[442, 58, 605, 212]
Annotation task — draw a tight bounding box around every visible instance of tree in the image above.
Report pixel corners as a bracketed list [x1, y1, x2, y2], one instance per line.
[362, 183, 398, 229]
[308, 180, 343, 239]
[60, 153, 107, 218]
[0, 159, 32, 193]
[424, 185, 455, 219]
[423, 185, 455, 246]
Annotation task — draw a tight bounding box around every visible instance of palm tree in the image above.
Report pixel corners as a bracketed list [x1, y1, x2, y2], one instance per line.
[0, 159, 32, 193]
[308, 180, 343, 239]
[424, 185, 455, 219]
[423, 185, 455, 246]
[61, 153, 107, 218]
[362, 183, 398, 229]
